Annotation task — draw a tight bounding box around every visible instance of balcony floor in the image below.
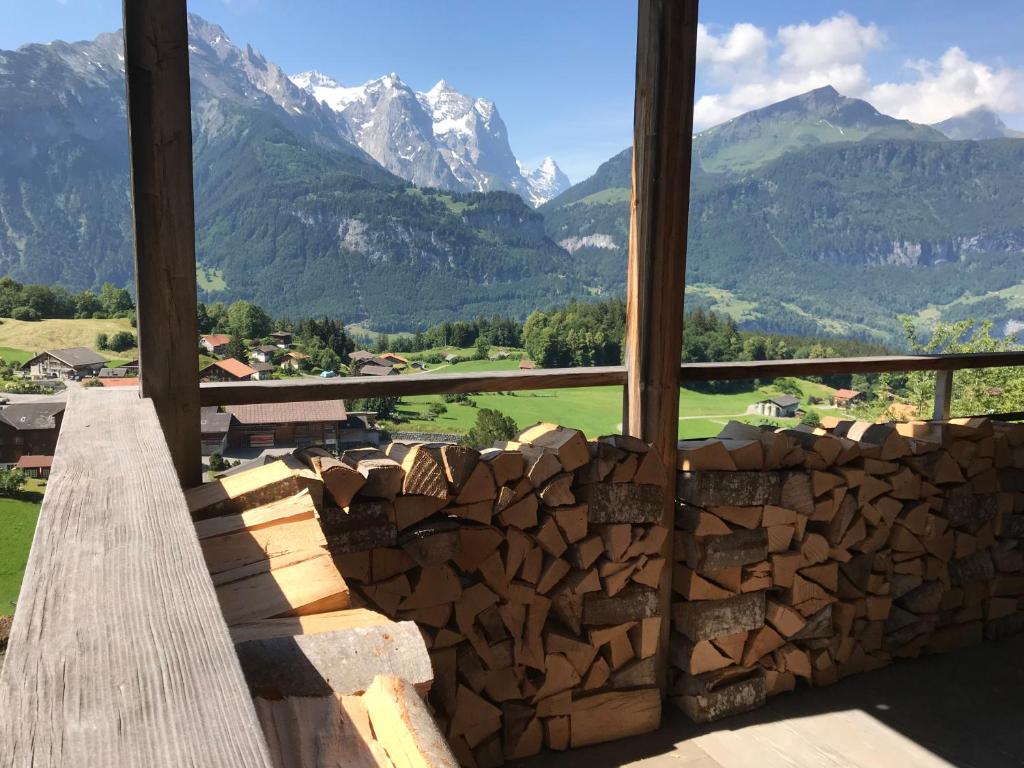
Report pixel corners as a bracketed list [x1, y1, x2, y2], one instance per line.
[520, 633, 1024, 768]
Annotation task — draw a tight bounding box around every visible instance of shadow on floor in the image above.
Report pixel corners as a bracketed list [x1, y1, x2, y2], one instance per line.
[518, 634, 1024, 768]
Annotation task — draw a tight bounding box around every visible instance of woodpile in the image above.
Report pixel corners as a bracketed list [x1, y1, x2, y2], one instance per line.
[187, 422, 668, 766]
[671, 417, 1024, 723]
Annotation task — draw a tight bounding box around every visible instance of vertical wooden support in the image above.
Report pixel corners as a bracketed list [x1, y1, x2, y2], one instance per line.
[934, 369, 954, 421]
[625, 0, 700, 691]
[123, 0, 201, 488]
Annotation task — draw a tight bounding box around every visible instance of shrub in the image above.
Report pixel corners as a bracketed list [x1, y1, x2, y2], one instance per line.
[95, 332, 109, 350]
[107, 330, 136, 352]
[11, 306, 40, 321]
[442, 392, 471, 404]
[208, 452, 226, 472]
[82, 378, 103, 388]
[464, 408, 518, 448]
[799, 410, 822, 428]
[427, 402, 448, 418]
[0, 467, 27, 497]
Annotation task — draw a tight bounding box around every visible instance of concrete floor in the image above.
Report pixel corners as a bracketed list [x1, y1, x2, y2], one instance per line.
[519, 634, 1024, 768]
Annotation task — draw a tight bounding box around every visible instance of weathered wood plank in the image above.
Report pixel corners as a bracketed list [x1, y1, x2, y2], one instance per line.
[124, 0, 201, 487]
[0, 389, 272, 767]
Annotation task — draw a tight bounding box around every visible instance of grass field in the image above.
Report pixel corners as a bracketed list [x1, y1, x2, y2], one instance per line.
[0, 347, 33, 365]
[0, 479, 44, 616]
[0, 318, 137, 359]
[383, 358, 837, 439]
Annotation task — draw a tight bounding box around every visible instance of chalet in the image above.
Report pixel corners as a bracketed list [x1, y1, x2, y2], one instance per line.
[98, 366, 137, 380]
[269, 331, 293, 348]
[0, 402, 65, 464]
[16, 455, 53, 479]
[250, 345, 278, 364]
[519, 359, 536, 370]
[359, 364, 399, 377]
[199, 334, 231, 356]
[220, 399, 352, 450]
[199, 358, 256, 382]
[380, 353, 409, 367]
[750, 395, 801, 419]
[832, 389, 865, 408]
[199, 407, 231, 455]
[281, 351, 310, 371]
[349, 350, 374, 363]
[22, 348, 106, 380]
[250, 362, 275, 381]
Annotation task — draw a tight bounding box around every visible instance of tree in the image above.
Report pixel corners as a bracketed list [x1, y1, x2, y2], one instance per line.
[226, 300, 272, 340]
[799, 410, 822, 428]
[99, 283, 133, 316]
[464, 409, 518, 449]
[352, 396, 400, 420]
[75, 291, 103, 318]
[223, 337, 248, 362]
[11, 306, 40, 321]
[0, 466, 27, 497]
[901, 316, 1024, 418]
[108, 331, 136, 353]
[208, 452, 226, 472]
[475, 336, 491, 361]
[427, 402, 448, 418]
[95, 332, 109, 350]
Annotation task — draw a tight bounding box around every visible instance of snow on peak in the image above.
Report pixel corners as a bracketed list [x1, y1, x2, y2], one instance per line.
[291, 70, 339, 90]
[520, 157, 571, 206]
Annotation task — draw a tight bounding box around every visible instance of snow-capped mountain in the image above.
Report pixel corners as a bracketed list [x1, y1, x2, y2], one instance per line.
[291, 70, 570, 205]
[520, 157, 572, 208]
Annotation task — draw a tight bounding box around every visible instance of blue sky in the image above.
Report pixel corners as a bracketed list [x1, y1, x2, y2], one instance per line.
[3, 1, 1024, 182]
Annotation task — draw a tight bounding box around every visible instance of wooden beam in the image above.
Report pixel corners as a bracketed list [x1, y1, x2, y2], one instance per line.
[0, 390, 273, 767]
[124, 0, 201, 488]
[933, 369, 954, 421]
[625, 0, 701, 693]
[196, 351, 1024, 408]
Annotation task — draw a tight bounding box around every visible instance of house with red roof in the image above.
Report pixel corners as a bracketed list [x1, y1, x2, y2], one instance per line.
[199, 334, 232, 356]
[199, 358, 257, 382]
[16, 455, 53, 479]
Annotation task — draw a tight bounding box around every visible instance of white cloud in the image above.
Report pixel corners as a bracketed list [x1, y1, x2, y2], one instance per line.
[694, 13, 1024, 131]
[868, 47, 1024, 124]
[777, 13, 883, 71]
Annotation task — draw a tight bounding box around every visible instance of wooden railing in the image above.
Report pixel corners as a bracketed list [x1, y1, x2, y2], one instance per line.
[0, 389, 273, 767]
[200, 351, 1024, 422]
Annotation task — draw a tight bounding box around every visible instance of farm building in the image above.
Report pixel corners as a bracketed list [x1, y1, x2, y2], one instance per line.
[0, 402, 65, 464]
[832, 388, 865, 408]
[199, 358, 257, 382]
[249, 362, 275, 381]
[281, 351, 310, 371]
[21, 348, 106, 380]
[199, 407, 231, 455]
[358, 364, 399, 377]
[221, 399, 352, 450]
[268, 331, 293, 347]
[250, 345, 278, 364]
[199, 334, 231, 356]
[15, 454, 53, 479]
[749, 394, 801, 418]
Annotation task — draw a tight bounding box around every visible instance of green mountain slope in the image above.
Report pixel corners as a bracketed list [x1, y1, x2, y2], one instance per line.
[545, 135, 1024, 344]
[693, 85, 947, 174]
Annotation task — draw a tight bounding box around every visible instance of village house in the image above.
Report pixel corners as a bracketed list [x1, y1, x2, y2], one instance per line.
[199, 334, 232, 356]
[281, 351, 310, 371]
[832, 388, 865, 408]
[250, 362, 275, 381]
[219, 400, 355, 450]
[269, 331, 293, 348]
[749, 395, 801, 419]
[358, 364, 399, 377]
[199, 358, 257, 383]
[16, 455, 53, 479]
[519, 359, 536, 370]
[250, 345, 278, 364]
[349, 350, 374, 363]
[21, 348, 106, 380]
[0, 402, 65, 464]
[199, 407, 232, 455]
[380, 353, 409, 367]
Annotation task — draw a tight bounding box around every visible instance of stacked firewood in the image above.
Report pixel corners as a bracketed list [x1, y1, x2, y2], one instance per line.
[667, 417, 1024, 724]
[670, 417, 1024, 723]
[187, 423, 669, 767]
[332, 426, 667, 767]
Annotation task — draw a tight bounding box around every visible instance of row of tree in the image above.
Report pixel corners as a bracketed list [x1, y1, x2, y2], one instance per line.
[0, 278, 133, 321]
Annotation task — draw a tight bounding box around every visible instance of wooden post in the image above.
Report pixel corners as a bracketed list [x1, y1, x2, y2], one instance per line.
[123, 0, 201, 487]
[934, 369, 954, 421]
[624, 0, 700, 691]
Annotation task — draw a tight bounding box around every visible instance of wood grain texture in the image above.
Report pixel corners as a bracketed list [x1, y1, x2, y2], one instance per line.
[626, 0, 701, 693]
[124, 0, 201, 487]
[0, 389, 272, 767]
